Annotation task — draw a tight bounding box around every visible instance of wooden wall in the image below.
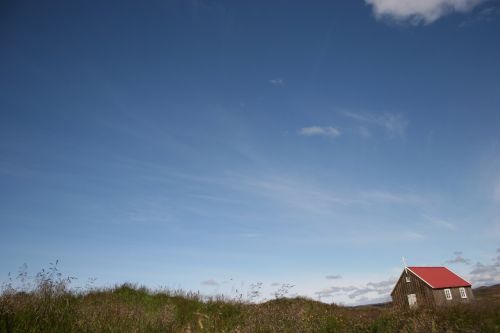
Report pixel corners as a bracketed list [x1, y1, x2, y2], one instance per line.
[432, 286, 474, 306]
[391, 269, 434, 309]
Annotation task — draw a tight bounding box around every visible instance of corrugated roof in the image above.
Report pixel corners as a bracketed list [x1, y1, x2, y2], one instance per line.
[408, 266, 471, 289]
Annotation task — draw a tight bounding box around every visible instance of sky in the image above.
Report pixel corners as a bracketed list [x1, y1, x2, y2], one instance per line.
[1, 0, 500, 305]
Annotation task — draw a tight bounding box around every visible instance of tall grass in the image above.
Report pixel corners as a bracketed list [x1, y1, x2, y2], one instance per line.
[1, 264, 499, 332]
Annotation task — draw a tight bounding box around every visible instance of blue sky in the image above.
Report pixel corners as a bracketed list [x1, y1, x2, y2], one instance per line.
[1, 0, 499, 304]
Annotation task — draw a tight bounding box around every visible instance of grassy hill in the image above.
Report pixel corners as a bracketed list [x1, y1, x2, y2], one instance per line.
[474, 284, 500, 304]
[1, 273, 499, 332]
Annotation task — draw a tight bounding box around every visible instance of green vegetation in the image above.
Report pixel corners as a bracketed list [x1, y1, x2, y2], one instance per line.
[1, 265, 499, 332]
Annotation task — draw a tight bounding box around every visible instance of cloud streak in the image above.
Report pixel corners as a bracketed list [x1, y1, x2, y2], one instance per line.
[298, 126, 341, 138]
[365, 0, 485, 25]
[494, 179, 500, 202]
[269, 78, 285, 86]
[422, 214, 456, 230]
[361, 190, 424, 205]
[460, 6, 500, 26]
[341, 111, 408, 138]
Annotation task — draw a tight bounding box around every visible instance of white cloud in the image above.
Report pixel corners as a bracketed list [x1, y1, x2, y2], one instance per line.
[269, 78, 285, 86]
[365, 0, 485, 25]
[351, 295, 391, 306]
[341, 111, 408, 138]
[297, 126, 341, 138]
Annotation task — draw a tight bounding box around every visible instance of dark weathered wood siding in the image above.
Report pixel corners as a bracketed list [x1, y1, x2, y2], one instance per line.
[432, 286, 474, 306]
[391, 269, 434, 309]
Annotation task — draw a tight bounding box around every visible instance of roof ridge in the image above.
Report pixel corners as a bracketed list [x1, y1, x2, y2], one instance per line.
[408, 266, 445, 268]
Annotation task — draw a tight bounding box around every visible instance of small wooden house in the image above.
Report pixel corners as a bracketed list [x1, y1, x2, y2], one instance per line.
[391, 266, 473, 308]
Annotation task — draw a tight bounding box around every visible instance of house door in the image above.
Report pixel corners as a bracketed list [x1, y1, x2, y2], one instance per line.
[407, 294, 417, 308]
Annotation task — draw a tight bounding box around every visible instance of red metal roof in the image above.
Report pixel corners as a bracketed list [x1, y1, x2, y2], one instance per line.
[408, 266, 471, 289]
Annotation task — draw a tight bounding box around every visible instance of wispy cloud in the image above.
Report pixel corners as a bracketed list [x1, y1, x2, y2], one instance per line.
[441, 249, 500, 286]
[315, 277, 397, 301]
[445, 251, 472, 265]
[314, 285, 357, 298]
[341, 111, 408, 138]
[422, 214, 456, 230]
[468, 249, 500, 286]
[494, 179, 500, 202]
[357, 126, 372, 139]
[233, 173, 378, 221]
[297, 126, 341, 138]
[361, 190, 424, 205]
[351, 295, 391, 306]
[344, 230, 425, 244]
[460, 6, 500, 27]
[365, 0, 485, 25]
[325, 274, 342, 280]
[348, 278, 397, 299]
[269, 78, 285, 86]
[367, 279, 395, 289]
[201, 279, 219, 286]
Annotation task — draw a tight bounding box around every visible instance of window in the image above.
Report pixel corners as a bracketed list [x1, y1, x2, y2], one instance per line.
[405, 276, 411, 283]
[407, 293, 417, 308]
[459, 287, 467, 299]
[444, 288, 452, 300]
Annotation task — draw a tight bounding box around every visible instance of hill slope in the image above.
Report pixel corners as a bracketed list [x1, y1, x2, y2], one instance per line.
[473, 284, 500, 304]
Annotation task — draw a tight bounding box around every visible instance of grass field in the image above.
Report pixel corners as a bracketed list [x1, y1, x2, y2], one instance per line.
[1, 266, 499, 333]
